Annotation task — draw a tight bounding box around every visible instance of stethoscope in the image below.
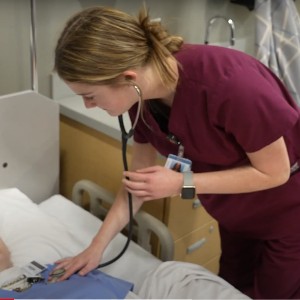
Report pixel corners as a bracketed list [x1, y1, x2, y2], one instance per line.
[97, 84, 142, 268]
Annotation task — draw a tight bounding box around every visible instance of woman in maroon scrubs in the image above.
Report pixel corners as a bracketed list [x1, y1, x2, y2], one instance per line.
[54, 6, 300, 299]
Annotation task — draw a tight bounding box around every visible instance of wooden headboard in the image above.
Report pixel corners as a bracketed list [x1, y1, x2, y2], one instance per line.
[0, 90, 59, 203]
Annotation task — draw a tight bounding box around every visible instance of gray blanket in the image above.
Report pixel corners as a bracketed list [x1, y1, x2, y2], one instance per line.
[135, 261, 250, 299]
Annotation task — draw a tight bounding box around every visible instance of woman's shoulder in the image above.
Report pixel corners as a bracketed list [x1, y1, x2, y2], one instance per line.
[176, 43, 255, 67]
[176, 43, 250, 58]
[176, 44, 266, 89]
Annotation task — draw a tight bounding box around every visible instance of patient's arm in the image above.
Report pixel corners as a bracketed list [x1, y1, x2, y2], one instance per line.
[0, 238, 12, 271]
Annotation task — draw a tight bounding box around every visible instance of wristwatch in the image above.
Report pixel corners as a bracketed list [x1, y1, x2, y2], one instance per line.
[181, 171, 196, 199]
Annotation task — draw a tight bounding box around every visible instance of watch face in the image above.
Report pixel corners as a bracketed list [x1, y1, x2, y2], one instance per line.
[181, 187, 195, 199]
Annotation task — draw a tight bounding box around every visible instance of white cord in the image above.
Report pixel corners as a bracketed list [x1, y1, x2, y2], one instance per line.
[132, 85, 142, 130]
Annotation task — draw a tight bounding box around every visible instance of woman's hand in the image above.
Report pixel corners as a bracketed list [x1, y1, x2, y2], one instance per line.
[123, 165, 183, 201]
[50, 242, 103, 282]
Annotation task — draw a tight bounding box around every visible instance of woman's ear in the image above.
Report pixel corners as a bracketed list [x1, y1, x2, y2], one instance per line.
[123, 70, 137, 82]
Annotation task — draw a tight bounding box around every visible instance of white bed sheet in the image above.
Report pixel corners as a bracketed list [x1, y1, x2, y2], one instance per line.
[0, 188, 249, 299]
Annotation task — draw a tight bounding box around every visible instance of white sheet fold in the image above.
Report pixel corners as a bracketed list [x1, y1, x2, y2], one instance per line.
[137, 261, 250, 299]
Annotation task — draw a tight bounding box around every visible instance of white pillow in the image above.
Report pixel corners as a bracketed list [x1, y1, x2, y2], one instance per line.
[0, 188, 84, 267]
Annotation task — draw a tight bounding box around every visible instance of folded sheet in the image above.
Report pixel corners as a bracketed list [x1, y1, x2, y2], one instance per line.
[137, 261, 250, 299]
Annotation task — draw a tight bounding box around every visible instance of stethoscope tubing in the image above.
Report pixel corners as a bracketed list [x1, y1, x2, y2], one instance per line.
[97, 85, 142, 268]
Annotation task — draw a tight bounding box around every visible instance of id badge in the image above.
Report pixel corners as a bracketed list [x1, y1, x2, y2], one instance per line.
[165, 154, 192, 172]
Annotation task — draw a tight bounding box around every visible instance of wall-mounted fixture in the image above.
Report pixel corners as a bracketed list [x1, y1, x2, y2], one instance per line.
[204, 16, 235, 47]
[30, 0, 38, 92]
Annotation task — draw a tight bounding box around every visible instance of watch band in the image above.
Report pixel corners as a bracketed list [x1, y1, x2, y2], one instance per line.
[181, 171, 196, 199]
[183, 171, 194, 186]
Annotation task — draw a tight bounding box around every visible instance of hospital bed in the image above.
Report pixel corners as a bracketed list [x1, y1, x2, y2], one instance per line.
[0, 90, 249, 299]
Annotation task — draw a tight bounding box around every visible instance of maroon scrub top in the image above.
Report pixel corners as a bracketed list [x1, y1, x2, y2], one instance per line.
[129, 44, 300, 239]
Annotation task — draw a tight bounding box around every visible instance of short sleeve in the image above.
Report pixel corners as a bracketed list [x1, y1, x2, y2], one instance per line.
[210, 66, 299, 152]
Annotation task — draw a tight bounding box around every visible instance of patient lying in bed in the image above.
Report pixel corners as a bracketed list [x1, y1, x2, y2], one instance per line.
[0, 188, 250, 299]
[0, 237, 250, 300]
[0, 238, 134, 299]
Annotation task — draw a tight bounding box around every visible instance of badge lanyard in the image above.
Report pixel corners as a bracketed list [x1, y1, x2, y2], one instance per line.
[165, 134, 192, 172]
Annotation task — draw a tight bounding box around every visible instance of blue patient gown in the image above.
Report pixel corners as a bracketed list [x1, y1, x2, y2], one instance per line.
[0, 265, 134, 299]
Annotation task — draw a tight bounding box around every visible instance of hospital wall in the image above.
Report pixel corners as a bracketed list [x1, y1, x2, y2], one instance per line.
[0, 0, 282, 98]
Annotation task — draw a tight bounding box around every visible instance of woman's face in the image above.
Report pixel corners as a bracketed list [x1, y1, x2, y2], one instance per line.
[66, 81, 140, 116]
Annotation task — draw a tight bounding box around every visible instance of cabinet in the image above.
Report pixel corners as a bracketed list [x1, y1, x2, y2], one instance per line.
[59, 115, 221, 274]
[164, 196, 220, 274]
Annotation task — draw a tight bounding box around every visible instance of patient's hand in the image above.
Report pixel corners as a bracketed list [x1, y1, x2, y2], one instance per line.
[0, 238, 12, 271]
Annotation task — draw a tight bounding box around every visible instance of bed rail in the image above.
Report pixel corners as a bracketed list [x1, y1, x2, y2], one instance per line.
[72, 179, 174, 262]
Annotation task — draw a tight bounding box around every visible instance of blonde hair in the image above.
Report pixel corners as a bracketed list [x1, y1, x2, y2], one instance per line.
[54, 6, 183, 88]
